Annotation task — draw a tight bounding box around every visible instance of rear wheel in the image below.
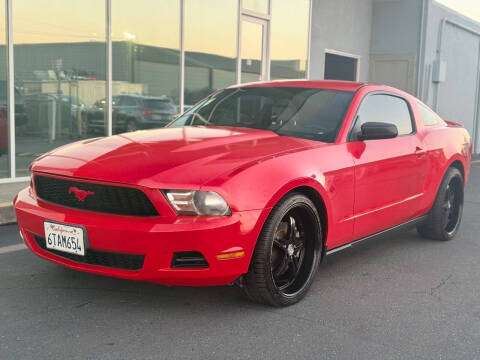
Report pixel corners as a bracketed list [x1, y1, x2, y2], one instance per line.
[241, 193, 322, 306]
[417, 167, 464, 241]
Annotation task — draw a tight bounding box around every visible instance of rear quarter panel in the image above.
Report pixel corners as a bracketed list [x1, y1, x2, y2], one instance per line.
[417, 122, 471, 214]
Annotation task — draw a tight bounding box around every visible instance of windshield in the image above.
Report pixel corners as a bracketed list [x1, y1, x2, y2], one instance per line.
[169, 87, 354, 142]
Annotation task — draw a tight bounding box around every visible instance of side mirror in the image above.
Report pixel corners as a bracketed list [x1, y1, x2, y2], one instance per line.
[359, 122, 398, 141]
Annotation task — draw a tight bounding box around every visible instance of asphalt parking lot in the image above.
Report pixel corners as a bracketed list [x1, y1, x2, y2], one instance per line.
[1, 163, 480, 360]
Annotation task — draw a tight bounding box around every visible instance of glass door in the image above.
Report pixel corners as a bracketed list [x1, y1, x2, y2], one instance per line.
[240, 17, 268, 83]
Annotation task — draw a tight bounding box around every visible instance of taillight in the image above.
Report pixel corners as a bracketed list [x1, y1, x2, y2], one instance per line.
[141, 110, 155, 116]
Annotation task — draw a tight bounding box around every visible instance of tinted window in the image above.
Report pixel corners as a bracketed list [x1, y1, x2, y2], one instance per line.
[123, 97, 137, 107]
[418, 103, 439, 126]
[356, 94, 413, 136]
[170, 87, 355, 142]
[143, 99, 175, 112]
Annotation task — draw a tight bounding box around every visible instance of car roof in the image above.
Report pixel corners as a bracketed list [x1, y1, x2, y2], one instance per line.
[229, 79, 367, 92]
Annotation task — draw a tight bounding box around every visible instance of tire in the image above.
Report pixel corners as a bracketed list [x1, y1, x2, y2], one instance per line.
[241, 193, 322, 307]
[126, 120, 138, 132]
[417, 167, 464, 241]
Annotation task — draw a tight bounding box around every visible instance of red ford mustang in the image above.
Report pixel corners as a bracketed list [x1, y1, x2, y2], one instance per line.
[14, 81, 472, 306]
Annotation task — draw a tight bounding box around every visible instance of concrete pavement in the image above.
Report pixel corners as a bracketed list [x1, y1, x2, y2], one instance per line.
[0, 181, 29, 225]
[0, 165, 479, 359]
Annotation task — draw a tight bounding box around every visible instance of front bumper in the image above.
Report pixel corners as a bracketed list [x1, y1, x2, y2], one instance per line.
[14, 187, 262, 286]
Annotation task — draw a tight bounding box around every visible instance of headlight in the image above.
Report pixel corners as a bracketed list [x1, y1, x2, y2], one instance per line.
[163, 190, 231, 216]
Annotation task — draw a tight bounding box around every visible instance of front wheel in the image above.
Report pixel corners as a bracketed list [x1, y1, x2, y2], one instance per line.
[241, 193, 322, 306]
[417, 167, 464, 241]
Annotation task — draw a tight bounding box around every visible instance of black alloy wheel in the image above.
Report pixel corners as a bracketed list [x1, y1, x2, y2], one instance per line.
[241, 193, 322, 306]
[441, 176, 463, 236]
[417, 167, 464, 241]
[272, 210, 309, 292]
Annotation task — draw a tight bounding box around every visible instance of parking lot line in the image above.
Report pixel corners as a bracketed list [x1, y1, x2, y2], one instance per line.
[0, 243, 27, 254]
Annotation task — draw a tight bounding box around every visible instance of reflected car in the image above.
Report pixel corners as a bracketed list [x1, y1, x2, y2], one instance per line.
[15, 80, 472, 306]
[0, 108, 6, 155]
[0, 83, 28, 127]
[86, 94, 176, 134]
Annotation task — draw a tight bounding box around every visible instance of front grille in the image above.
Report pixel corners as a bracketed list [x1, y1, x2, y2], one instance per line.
[171, 251, 209, 268]
[34, 175, 158, 217]
[33, 235, 145, 271]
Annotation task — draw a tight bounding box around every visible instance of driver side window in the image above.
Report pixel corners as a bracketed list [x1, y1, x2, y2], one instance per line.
[354, 94, 414, 139]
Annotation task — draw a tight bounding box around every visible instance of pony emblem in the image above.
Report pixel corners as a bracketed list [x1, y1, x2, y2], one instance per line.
[68, 187, 94, 202]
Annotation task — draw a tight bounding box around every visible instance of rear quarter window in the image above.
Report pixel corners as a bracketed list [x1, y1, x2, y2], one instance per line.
[418, 103, 439, 126]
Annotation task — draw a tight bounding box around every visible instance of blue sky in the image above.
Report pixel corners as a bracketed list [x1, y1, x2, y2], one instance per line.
[436, 0, 480, 22]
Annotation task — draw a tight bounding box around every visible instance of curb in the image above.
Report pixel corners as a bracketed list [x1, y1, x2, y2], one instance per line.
[0, 202, 16, 225]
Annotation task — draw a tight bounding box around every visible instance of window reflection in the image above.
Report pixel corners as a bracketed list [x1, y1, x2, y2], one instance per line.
[241, 21, 265, 83]
[14, 0, 106, 177]
[270, 0, 309, 79]
[4, 0, 311, 179]
[242, 0, 269, 14]
[184, 0, 238, 109]
[111, 0, 180, 134]
[0, 0, 8, 178]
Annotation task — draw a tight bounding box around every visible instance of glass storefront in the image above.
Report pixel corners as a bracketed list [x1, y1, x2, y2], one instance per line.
[13, 0, 106, 177]
[243, 0, 269, 14]
[112, 0, 180, 134]
[270, 0, 310, 80]
[0, 0, 310, 182]
[184, 0, 238, 108]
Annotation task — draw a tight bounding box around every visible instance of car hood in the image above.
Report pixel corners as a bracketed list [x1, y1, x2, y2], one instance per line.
[31, 126, 320, 189]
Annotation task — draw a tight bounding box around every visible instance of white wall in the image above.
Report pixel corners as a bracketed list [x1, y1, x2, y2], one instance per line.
[422, 1, 480, 153]
[369, 0, 423, 94]
[309, 0, 373, 82]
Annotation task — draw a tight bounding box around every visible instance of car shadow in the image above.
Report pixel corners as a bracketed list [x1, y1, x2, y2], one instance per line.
[36, 227, 439, 313]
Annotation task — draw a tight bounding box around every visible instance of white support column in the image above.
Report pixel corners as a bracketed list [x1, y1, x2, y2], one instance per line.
[106, 0, 112, 136]
[265, 0, 271, 81]
[179, 0, 185, 112]
[6, 0, 15, 178]
[236, 0, 242, 84]
[307, 0, 313, 80]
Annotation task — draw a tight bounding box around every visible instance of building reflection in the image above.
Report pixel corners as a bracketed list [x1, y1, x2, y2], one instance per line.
[0, 0, 309, 179]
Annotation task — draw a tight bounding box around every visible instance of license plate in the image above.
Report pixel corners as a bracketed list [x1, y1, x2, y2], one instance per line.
[44, 221, 86, 256]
